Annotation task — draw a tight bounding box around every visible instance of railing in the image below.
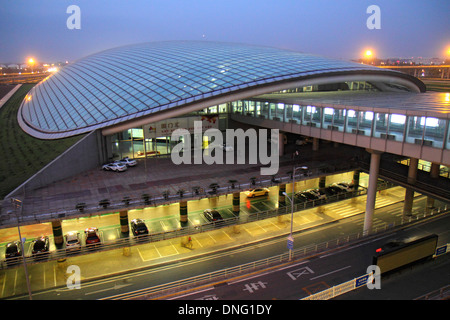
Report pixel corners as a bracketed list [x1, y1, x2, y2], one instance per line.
[1, 158, 360, 226]
[0, 181, 398, 269]
[99, 206, 450, 300]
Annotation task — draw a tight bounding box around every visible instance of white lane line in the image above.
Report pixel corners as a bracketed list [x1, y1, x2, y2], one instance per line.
[309, 265, 352, 281]
[278, 260, 310, 271]
[167, 286, 215, 300]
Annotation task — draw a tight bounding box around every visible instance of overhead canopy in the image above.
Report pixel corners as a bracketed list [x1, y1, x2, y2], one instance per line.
[18, 41, 425, 139]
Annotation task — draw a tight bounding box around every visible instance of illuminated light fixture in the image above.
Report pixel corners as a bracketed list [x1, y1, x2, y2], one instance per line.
[376, 248, 382, 253]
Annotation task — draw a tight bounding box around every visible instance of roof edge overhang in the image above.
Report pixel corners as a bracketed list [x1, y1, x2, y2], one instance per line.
[18, 69, 425, 139]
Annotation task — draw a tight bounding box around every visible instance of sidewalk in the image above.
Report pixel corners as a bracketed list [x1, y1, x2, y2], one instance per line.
[0, 186, 422, 298]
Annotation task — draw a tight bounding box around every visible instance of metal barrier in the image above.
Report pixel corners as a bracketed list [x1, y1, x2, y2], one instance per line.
[0, 181, 400, 268]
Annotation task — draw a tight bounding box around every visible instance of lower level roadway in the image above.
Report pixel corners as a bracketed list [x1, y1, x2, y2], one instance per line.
[8, 200, 448, 300]
[167, 214, 450, 300]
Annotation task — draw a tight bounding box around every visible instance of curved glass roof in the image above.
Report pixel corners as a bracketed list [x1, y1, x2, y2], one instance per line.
[18, 41, 425, 138]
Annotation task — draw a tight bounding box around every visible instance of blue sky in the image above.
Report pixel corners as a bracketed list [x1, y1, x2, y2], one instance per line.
[0, 0, 449, 62]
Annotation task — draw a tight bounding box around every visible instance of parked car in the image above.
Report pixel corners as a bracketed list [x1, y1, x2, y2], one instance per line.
[219, 144, 234, 152]
[332, 182, 352, 192]
[203, 209, 223, 222]
[294, 193, 309, 203]
[299, 191, 319, 201]
[114, 157, 137, 167]
[5, 241, 21, 264]
[31, 236, 50, 259]
[324, 185, 345, 196]
[246, 188, 270, 198]
[306, 189, 327, 200]
[102, 162, 127, 172]
[65, 231, 81, 252]
[336, 182, 354, 191]
[84, 227, 101, 246]
[130, 219, 149, 236]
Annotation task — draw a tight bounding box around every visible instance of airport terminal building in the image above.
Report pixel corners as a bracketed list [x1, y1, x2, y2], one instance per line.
[8, 41, 450, 234]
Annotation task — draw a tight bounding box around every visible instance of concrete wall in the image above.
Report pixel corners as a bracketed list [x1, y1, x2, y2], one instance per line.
[7, 130, 105, 196]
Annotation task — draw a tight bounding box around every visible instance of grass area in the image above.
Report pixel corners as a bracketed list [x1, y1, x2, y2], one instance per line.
[423, 80, 450, 92]
[0, 84, 83, 199]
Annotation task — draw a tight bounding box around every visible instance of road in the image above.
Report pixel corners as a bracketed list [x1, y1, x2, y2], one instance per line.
[169, 214, 450, 300]
[8, 197, 448, 300]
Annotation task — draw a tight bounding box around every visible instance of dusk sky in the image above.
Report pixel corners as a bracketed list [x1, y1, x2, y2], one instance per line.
[1, 0, 449, 63]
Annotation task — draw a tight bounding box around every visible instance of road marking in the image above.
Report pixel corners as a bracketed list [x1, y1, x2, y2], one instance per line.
[170, 241, 179, 254]
[222, 230, 233, 240]
[167, 286, 215, 300]
[278, 260, 310, 271]
[286, 266, 314, 280]
[309, 265, 352, 281]
[85, 283, 133, 296]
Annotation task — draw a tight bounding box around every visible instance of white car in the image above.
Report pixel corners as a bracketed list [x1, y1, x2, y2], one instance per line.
[102, 162, 127, 172]
[65, 231, 81, 252]
[114, 157, 137, 167]
[219, 144, 234, 152]
[307, 189, 327, 200]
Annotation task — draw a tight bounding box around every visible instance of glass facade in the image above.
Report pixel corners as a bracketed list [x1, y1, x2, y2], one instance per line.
[232, 98, 450, 150]
[19, 41, 422, 139]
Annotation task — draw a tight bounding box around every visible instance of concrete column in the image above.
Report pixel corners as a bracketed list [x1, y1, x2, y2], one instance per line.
[363, 149, 382, 235]
[403, 158, 419, 217]
[319, 176, 326, 190]
[312, 138, 319, 151]
[426, 163, 440, 212]
[52, 220, 63, 246]
[232, 192, 240, 214]
[278, 132, 285, 156]
[119, 210, 129, 233]
[180, 200, 188, 223]
[278, 184, 286, 207]
[352, 170, 360, 191]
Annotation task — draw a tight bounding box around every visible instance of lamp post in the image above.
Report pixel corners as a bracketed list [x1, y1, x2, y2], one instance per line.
[283, 165, 308, 261]
[10, 198, 32, 300]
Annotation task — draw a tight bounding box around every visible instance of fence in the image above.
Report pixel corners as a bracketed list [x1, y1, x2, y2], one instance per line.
[0, 181, 401, 268]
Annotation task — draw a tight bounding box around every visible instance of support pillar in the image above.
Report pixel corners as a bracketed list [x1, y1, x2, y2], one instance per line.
[232, 192, 240, 214]
[352, 170, 360, 191]
[278, 132, 286, 156]
[119, 210, 129, 233]
[426, 163, 440, 212]
[403, 158, 418, 217]
[278, 184, 286, 207]
[180, 200, 188, 223]
[312, 138, 319, 151]
[52, 220, 63, 246]
[363, 149, 382, 236]
[318, 176, 326, 190]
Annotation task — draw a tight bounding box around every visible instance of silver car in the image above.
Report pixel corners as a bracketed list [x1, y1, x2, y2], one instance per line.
[102, 162, 127, 172]
[114, 157, 137, 167]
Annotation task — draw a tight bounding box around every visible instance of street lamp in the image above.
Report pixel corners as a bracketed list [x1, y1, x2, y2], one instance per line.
[9, 198, 32, 300]
[283, 165, 308, 261]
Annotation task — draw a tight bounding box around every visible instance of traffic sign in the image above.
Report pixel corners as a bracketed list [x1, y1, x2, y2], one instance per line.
[287, 236, 294, 250]
[435, 245, 447, 256]
[355, 274, 370, 288]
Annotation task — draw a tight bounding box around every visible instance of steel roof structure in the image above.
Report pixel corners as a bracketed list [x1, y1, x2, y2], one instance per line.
[18, 41, 425, 139]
